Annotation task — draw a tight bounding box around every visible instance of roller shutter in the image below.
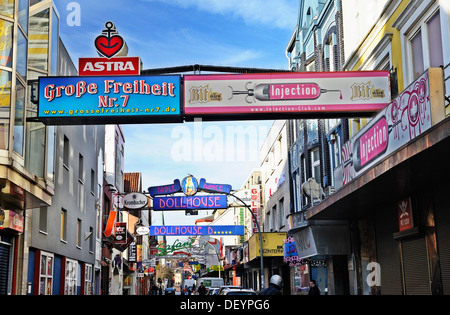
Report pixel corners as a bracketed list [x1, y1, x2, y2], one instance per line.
[374, 205, 403, 295]
[0, 243, 10, 295]
[434, 181, 450, 294]
[401, 237, 431, 295]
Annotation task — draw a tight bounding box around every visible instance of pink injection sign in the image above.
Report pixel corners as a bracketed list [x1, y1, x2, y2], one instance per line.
[183, 71, 390, 118]
[341, 68, 439, 185]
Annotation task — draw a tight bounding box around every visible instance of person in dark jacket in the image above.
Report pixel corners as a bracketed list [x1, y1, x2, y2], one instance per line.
[260, 275, 283, 295]
[197, 282, 207, 295]
[308, 280, 320, 295]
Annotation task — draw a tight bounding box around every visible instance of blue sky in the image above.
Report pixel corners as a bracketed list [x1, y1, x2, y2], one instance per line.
[52, 0, 298, 226]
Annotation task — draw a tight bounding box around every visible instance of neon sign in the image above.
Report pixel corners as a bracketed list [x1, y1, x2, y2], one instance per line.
[156, 239, 194, 256]
[148, 176, 231, 211]
[198, 178, 231, 194]
[152, 195, 227, 210]
[150, 225, 245, 236]
[148, 179, 181, 197]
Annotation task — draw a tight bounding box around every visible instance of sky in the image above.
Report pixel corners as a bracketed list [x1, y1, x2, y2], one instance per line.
[52, 0, 298, 228]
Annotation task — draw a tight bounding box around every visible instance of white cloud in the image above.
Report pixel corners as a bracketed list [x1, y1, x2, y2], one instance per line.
[141, 0, 298, 30]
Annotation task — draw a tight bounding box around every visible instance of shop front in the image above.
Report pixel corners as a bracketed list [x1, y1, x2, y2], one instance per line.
[287, 222, 351, 295]
[245, 232, 287, 293]
[304, 68, 449, 295]
[0, 177, 52, 295]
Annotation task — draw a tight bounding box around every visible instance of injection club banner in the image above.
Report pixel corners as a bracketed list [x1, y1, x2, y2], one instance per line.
[184, 71, 390, 119]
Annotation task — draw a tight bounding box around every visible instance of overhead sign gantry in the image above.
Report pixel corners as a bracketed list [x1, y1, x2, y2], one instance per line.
[33, 21, 392, 126]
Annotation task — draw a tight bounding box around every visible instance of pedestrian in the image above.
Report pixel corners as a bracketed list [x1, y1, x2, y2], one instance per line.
[260, 274, 283, 295]
[308, 279, 320, 295]
[197, 282, 207, 295]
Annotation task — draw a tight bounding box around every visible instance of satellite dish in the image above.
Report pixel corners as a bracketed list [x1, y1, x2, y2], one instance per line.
[301, 178, 323, 199]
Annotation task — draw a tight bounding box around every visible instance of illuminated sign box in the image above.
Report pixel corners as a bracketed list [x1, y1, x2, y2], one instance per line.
[184, 71, 391, 119]
[152, 195, 227, 210]
[150, 225, 245, 236]
[38, 75, 182, 125]
[79, 57, 141, 76]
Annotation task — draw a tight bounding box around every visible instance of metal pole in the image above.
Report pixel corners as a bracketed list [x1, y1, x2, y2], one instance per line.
[228, 192, 265, 290]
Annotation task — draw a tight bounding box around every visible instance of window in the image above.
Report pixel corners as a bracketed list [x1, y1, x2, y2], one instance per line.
[65, 259, 78, 295]
[39, 206, 47, 233]
[63, 136, 69, 168]
[311, 148, 321, 185]
[90, 169, 95, 194]
[0, 19, 13, 68]
[28, 9, 50, 71]
[410, 30, 424, 80]
[426, 10, 443, 68]
[76, 219, 82, 248]
[89, 227, 94, 253]
[25, 71, 46, 177]
[272, 205, 277, 231]
[78, 154, 84, 182]
[278, 198, 285, 228]
[406, 8, 444, 81]
[265, 210, 271, 232]
[60, 208, 67, 242]
[324, 33, 336, 72]
[13, 80, 26, 155]
[0, 70, 12, 150]
[18, 0, 29, 34]
[0, 0, 14, 18]
[84, 264, 93, 295]
[47, 126, 55, 181]
[307, 120, 318, 145]
[39, 252, 54, 295]
[16, 28, 28, 81]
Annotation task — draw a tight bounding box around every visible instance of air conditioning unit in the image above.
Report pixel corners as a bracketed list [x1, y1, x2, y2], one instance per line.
[324, 186, 335, 197]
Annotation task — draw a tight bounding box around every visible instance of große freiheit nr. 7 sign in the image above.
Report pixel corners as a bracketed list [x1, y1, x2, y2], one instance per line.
[38, 75, 182, 125]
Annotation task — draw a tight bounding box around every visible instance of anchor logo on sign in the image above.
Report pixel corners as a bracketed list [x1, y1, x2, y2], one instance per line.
[94, 21, 125, 58]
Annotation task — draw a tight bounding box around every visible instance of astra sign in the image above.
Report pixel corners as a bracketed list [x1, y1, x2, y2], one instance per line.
[79, 57, 141, 76]
[150, 225, 245, 236]
[38, 75, 181, 125]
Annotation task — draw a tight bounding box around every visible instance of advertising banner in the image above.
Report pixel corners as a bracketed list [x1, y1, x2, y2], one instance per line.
[250, 185, 261, 234]
[38, 75, 182, 124]
[248, 232, 286, 260]
[114, 222, 127, 244]
[0, 210, 24, 233]
[398, 197, 414, 232]
[341, 68, 438, 185]
[150, 225, 245, 236]
[184, 71, 390, 119]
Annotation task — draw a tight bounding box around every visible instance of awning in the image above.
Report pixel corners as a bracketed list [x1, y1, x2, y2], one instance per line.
[291, 224, 350, 260]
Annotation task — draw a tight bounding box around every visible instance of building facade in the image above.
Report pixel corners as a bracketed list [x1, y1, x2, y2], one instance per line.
[287, 0, 450, 295]
[25, 0, 106, 295]
[285, 0, 351, 295]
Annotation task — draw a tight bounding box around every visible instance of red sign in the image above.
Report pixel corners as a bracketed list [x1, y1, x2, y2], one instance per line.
[114, 222, 127, 244]
[78, 57, 140, 76]
[397, 197, 413, 231]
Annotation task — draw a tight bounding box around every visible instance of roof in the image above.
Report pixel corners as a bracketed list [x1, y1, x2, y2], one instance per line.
[124, 172, 142, 193]
[195, 214, 214, 225]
